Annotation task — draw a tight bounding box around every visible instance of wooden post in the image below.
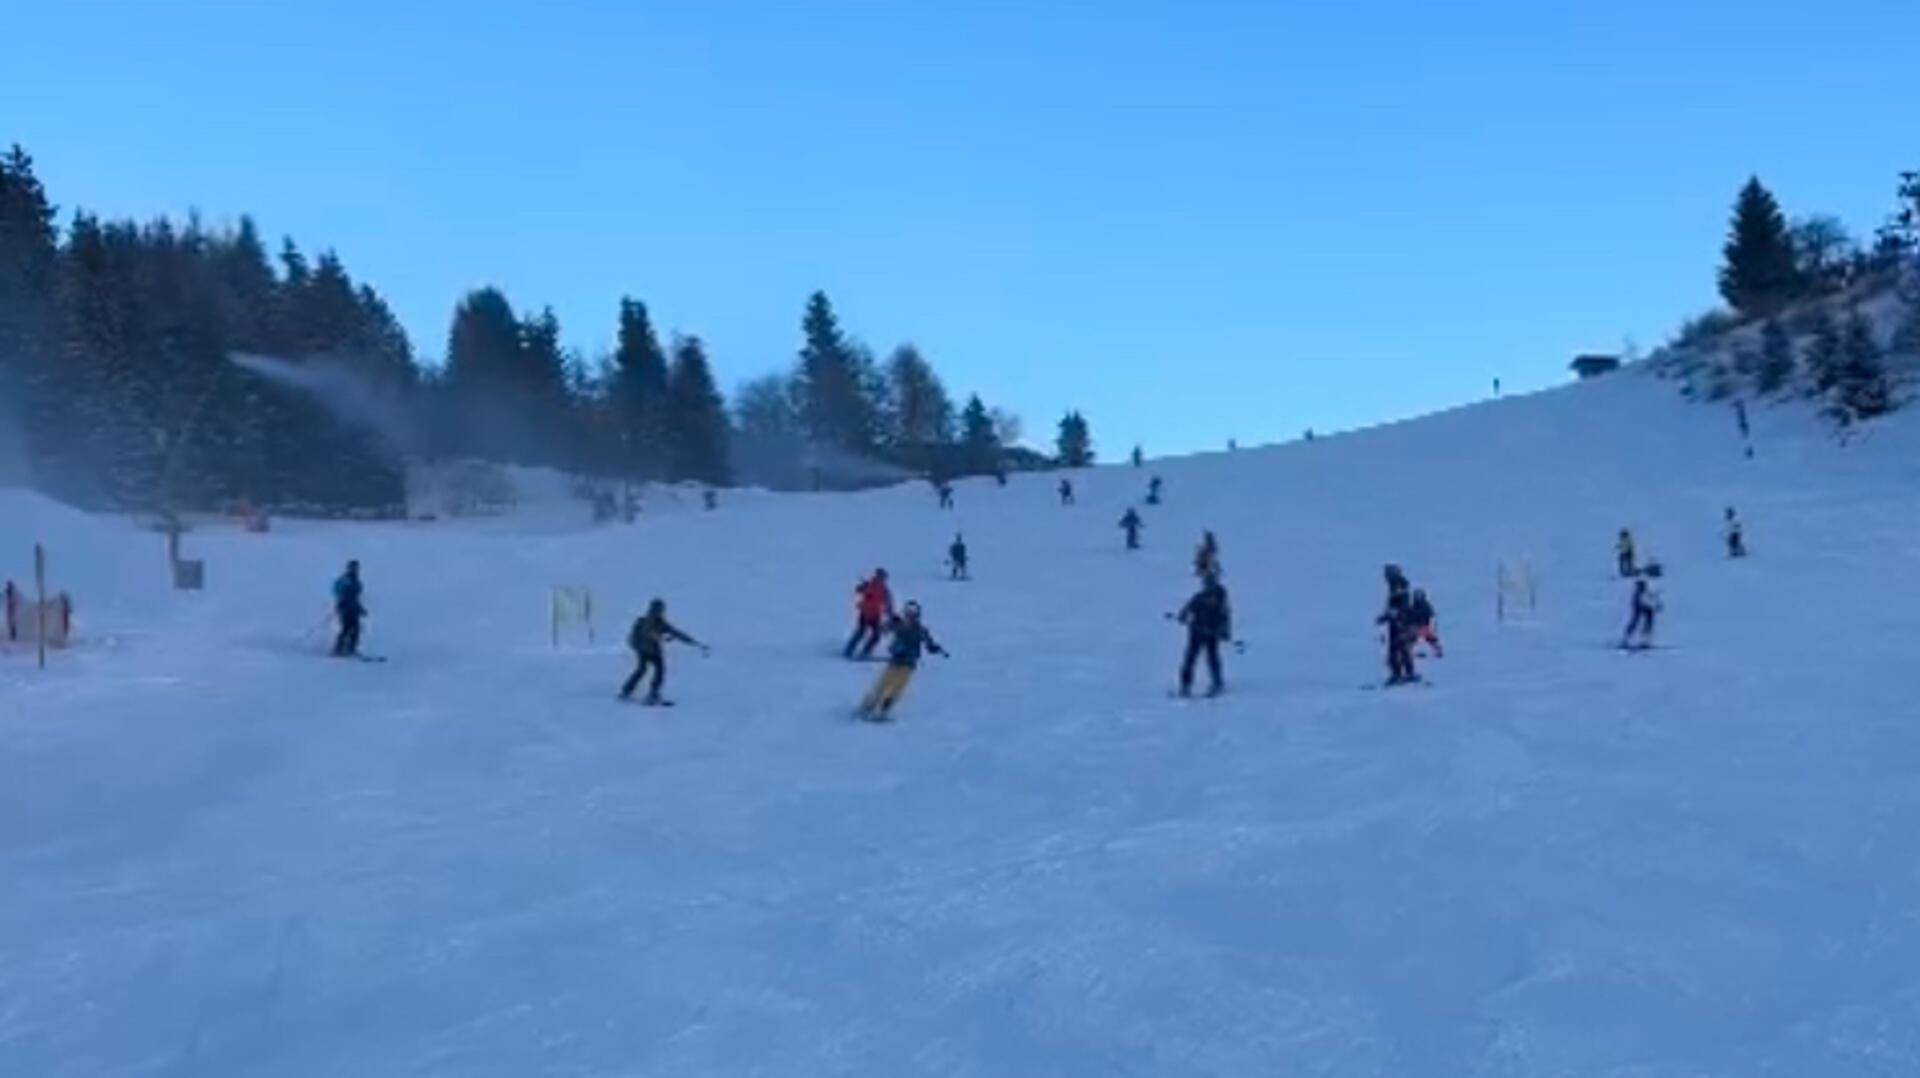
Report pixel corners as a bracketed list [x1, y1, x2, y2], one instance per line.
[34, 543, 46, 670]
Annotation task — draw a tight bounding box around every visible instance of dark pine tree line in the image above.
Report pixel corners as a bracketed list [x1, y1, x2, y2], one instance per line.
[0, 144, 1072, 510]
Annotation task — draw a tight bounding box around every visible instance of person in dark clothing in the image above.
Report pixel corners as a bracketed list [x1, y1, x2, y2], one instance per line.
[935, 481, 954, 510]
[1194, 531, 1222, 579]
[1146, 476, 1163, 505]
[859, 601, 947, 719]
[620, 598, 707, 703]
[1176, 577, 1232, 696]
[1377, 564, 1416, 684]
[1617, 529, 1637, 578]
[1119, 508, 1144, 550]
[1724, 508, 1746, 558]
[703, 489, 718, 511]
[948, 534, 970, 581]
[332, 560, 365, 657]
[1620, 570, 1663, 650]
[1132, 445, 1144, 469]
[1735, 399, 1750, 440]
[1058, 478, 1075, 506]
[845, 569, 894, 658]
[1408, 588, 1443, 658]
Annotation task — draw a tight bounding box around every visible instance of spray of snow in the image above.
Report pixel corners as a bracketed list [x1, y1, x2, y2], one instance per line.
[229, 352, 418, 453]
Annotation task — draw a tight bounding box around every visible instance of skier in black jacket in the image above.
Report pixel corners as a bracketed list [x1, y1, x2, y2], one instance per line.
[1177, 576, 1232, 697]
[948, 534, 970, 581]
[1377, 565, 1417, 685]
[331, 560, 365, 657]
[620, 598, 707, 704]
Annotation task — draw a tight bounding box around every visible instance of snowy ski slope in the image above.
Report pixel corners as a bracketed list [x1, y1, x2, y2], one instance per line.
[4, 370, 1920, 1076]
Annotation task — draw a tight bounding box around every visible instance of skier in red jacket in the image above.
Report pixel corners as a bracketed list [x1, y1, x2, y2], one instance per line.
[845, 568, 895, 659]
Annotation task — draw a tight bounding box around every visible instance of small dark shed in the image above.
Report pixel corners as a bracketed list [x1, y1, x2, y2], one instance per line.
[1570, 354, 1621, 380]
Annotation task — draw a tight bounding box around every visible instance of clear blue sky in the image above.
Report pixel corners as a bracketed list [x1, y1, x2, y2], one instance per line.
[6, 0, 1914, 454]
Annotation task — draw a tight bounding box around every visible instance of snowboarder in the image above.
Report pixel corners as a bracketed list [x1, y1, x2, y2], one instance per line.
[331, 560, 365, 657]
[1119, 508, 1144, 550]
[845, 569, 895, 659]
[858, 600, 947, 720]
[1058, 478, 1075, 506]
[948, 534, 970, 581]
[1620, 567, 1663, 650]
[1194, 531, 1221, 580]
[1176, 576, 1232, 697]
[1377, 572, 1418, 685]
[1131, 445, 1144, 469]
[1724, 508, 1746, 558]
[1146, 476, 1163, 505]
[1617, 529, 1637, 578]
[1408, 588, 1443, 658]
[619, 598, 708, 704]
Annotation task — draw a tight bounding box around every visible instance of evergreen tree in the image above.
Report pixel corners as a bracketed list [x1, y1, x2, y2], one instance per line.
[884, 343, 955, 452]
[1835, 308, 1893, 421]
[0, 145, 62, 483]
[1719, 177, 1801, 316]
[1755, 318, 1794, 395]
[444, 287, 528, 458]
[666, 334, 731, 484]
[1055, 410, 1093, 467]
[960, 393, 999, 474]
[795, 291, 875, 451]
[610, 297, 670, 478]
[1801, 306, 1844, 396]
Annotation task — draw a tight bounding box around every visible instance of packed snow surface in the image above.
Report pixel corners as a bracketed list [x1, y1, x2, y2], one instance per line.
[5, 371, 1920, 1076]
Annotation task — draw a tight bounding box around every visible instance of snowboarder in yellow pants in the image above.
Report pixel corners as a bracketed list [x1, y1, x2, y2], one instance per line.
[858, 601, 947, 720]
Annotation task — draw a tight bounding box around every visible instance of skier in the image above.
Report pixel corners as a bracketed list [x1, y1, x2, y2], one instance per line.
[331, 560, 365, 657]
[1724, 508, 1746, 558]
[858, 600, 947, 720]
[1058, 478, 1075, 506]
[1194, 531, 1221, 579]
[1620, 567, 1664, 650]
[948, 533, 970, 581]
[1146, 476, 1163, 506]
[1377, 570, 1418, 685]
[1408, 587, 1444, 658]
[1734, 399, 1750, 440]
[935, 480, 955, 510]
[1119, 508, 1144, 550]
[1175, 575, 1232, 697]
[703, 489, 718, 511]
[844, 569, 895, 659]
[619, 598, 708, 704]
[1617, 529, 1637, 578]
[1131, 445, 1144, 469]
